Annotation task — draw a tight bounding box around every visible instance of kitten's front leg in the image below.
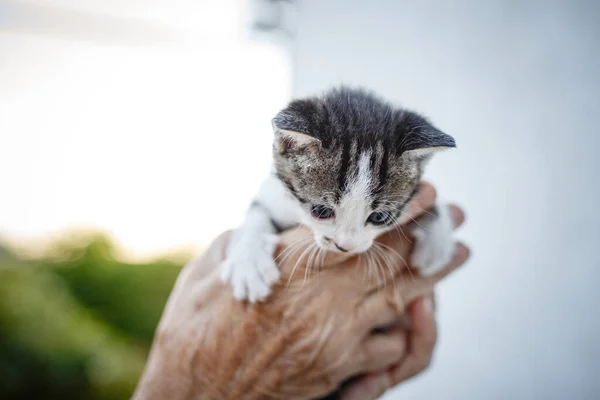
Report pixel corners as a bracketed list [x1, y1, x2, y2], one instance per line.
[410, 204, 456, 276]
[220, 203, 282, 302]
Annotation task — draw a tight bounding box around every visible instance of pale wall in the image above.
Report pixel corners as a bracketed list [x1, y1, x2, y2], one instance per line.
[289, 1, 600, 398]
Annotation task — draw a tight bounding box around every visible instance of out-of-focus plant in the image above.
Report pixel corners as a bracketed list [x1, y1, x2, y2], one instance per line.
[0, 233, 187, 400]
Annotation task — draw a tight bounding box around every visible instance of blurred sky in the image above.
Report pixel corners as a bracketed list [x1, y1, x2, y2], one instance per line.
[0, 0, 291, 260]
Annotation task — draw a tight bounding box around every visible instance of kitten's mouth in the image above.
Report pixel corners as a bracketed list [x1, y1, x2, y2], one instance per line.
[320, 237, 367, 254]
[321, 237, 349, 252]
[334, 243, 349, 252]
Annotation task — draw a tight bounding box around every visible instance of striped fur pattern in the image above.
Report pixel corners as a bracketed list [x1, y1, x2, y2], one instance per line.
[221, 87, 457, 302]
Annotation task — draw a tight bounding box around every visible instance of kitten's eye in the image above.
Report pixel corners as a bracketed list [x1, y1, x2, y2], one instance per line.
[311, 205, 335, 219]
[367, 211, 391, 225]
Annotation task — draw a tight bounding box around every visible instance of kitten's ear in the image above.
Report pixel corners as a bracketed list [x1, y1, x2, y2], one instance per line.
[271, 116, 321, 155]
[398, 112, 455, 160]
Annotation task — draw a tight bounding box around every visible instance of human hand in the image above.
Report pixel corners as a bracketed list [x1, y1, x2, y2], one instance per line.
[333, 203, 467, 400]
[330, 295, 442, 400]
[133, 183, 469, 400]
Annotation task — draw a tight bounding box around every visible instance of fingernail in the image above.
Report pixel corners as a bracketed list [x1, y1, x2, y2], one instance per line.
[423, 297, 434, 314]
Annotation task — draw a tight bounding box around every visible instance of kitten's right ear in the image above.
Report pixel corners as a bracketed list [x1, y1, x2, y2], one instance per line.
[271, 113, 321, 154]
[397, 111, 456, 161]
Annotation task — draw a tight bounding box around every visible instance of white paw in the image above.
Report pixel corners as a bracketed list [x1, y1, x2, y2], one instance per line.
[410, 205, 456, 276]
[220, 233, 281, 302]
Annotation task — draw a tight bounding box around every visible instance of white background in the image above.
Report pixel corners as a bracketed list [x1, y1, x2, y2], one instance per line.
[0, 0, 291, 259]
[289, 0, 600, 398]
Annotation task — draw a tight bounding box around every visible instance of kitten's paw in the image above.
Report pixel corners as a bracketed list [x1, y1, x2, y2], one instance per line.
[410, 205, 456, 276]
[220, 234, 281, 302]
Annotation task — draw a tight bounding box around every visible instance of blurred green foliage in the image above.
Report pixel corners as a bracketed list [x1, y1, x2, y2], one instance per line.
[0, 234, 185, 400]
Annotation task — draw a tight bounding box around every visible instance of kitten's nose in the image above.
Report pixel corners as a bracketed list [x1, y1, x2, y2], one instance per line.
[335, 238, 358, 253]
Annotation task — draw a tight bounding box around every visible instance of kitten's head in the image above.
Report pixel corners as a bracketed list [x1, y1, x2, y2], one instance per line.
[272, 87, 455, 253]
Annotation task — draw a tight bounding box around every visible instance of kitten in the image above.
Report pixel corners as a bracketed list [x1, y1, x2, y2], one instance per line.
[221, 87, 457, 302]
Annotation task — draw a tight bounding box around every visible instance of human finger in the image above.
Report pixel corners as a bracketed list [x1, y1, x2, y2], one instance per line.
[389, 295, 437, 383]
[357, 329, 408, 374]
[400, 242, 469, 304]
[447, 204, 465, 228]
[342, 295, 439, 400]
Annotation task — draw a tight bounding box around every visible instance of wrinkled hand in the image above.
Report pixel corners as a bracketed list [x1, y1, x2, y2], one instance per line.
[336, 203, 466, 400]
[133, 183, 469, 400]
[333, 296, 440, 400]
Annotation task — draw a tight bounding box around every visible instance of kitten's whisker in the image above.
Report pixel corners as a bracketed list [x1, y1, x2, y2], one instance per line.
[285, 247, 307, 287]
[363, 252, 373, 284]
[402, 215, 430, 233]
[387, 246, 415, 283]
[375, 197, 438, 220]
[364, 252, 373, 285]
[305, 243, 322, 284]
[375, 230, 416, 281]
[395, 208, 431, 233]
[274, 224, 313, 265]
[401, 202, 438, 218]
[373, 243, 399, 292]
[367, 250, 383, 288]
[385, 213, 413, 244]
[313, 247, 321, 275]
[376, 242, 408, 270]
[308, 246, 323, 286]
[372, 247, 387, 288]
[370, 248, 384, 287]
[379, 246, 395, 287]
[287, 241, 316, 287]
[303, 245, 313, 283]
[277, 237, 312, 266]
[375, 251, 386, 288]
[274, 239, 308, 262]
[371, 246, 390, 289]
[367, 252, 377, 286]
[275, 236, 311, 261]
[317, 247, 326, 274]
[304, 244, 319, 283]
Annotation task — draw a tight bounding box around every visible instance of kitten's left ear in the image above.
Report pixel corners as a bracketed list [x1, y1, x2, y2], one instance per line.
[272, 123, 321, 154]
[398, 112, 456, 160]
[272, 110, 321, 154]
